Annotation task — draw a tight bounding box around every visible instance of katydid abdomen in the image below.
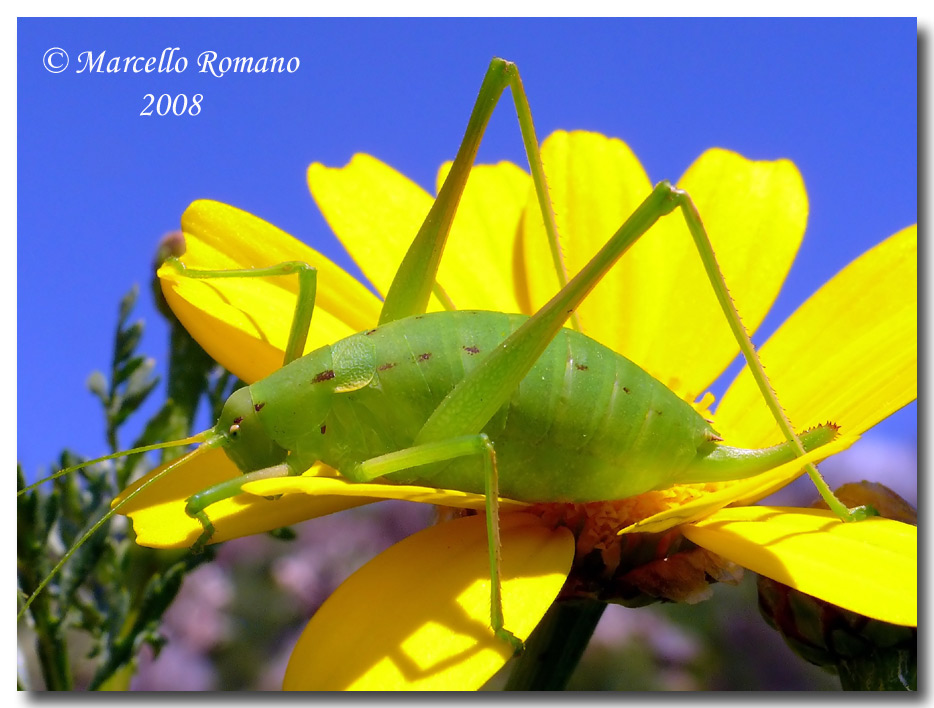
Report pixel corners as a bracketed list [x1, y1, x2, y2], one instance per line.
[238, 310, 834, 503]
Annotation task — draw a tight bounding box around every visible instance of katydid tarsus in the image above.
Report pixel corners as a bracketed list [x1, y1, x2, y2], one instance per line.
[18, 57, 872, 651]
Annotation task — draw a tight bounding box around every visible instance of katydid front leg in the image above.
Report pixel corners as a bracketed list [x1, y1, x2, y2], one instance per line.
[164, 258, 321, 549]
[184, 463, 293, 553]
[165, 258, 318, 367]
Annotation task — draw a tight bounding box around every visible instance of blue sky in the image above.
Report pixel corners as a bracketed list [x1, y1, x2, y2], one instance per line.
[17, 18, 917, 502]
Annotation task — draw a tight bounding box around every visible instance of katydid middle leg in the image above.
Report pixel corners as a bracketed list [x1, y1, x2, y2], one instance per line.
[353, 433, 520, 652]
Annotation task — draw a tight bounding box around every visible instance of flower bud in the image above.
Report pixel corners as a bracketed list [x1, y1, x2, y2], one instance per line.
[756, 482, 916, 689]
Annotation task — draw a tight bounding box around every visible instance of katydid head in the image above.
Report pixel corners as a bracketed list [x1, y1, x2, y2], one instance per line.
[214, 386, 289, 473]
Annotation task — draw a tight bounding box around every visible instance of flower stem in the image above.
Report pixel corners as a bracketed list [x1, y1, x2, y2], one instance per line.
[504, 600, 607, 690]
[836, 647, 916, 691]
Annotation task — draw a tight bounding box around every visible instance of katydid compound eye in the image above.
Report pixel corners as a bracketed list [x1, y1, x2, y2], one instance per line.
[229, 423, 240, 436]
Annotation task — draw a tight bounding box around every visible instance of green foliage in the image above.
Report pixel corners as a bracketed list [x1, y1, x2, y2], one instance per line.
[17, 286, 234, 690]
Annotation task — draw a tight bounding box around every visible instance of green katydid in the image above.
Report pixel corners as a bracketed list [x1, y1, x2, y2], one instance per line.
[17, 57, 871, 652]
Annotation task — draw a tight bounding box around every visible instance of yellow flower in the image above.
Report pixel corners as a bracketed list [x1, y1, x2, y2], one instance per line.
[118, 131, 916, 690]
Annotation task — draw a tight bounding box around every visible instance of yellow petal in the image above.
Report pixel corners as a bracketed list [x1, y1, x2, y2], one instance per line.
[517, 130, 655, 355]
[308, 155, 435, 302]
[243, 475, 529, 513]
[283, 513, 574, 690]
[433, 161, 531, 313]
[160, 200, 381, 383]
[682, 506, 917, 626]
[309, 156, 531, 315]
[619, 433, 858, 536]
[659, 149, 807, 397]
[114, 449, 375, 549]
[716, 225, 917, 447]
[519, 135, 805, 400]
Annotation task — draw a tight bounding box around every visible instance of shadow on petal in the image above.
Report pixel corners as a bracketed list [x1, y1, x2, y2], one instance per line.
[283, 513, 574, 690]
[682, 506, 917, 627]
[243, 475, 530, 514]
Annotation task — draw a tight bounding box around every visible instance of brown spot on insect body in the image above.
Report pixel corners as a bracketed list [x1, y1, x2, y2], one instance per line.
[377, 362, 397, 372]
[622, 387, 631, 394]
[365, 328, 378, 336]
[312, 369, 336, 383]
[575, 363, 588, 371]
[233, 416, 244, 425]
[417, 353, 432, 362]
[463, 345, 480, 355]
[320, 424, 327, 434]
[254, 402, 266, 412]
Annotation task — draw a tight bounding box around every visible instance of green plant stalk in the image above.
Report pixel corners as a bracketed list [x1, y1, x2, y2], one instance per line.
[504, 600, 607, 690]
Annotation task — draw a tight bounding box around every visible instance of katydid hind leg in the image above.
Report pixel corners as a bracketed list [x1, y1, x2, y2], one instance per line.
[415, 183, 681, 446]
[392, 69, 689, 449]
[416, 177, 856, 518]
[353, 433, 521, 652]
[379, 58, 573, 331]
[164, 257, 318, 367]
[669, 190, 864, 520]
